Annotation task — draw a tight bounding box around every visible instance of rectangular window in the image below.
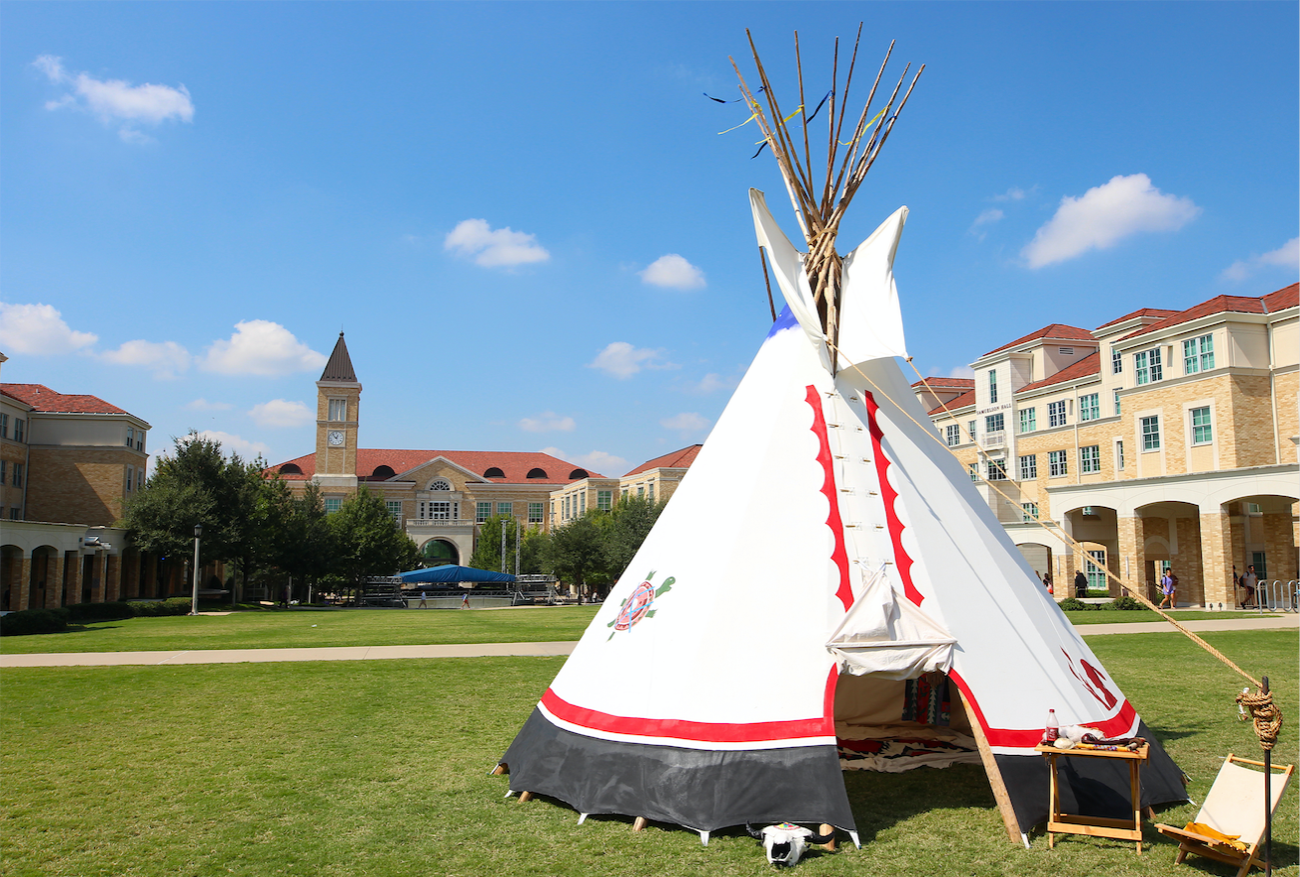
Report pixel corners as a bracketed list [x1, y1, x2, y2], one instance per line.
[987, 458, 1007, 481]
[1251, 551, 1268, 579]
[1019, 408, 1036, 434]
[1079, 393, 1100, 422]
[1022, 502, 1039, 522]
[945, 424, 960, 447]
[386, 500, 403, 521]
[988, 369, 998, 404]
[985, 413, 1004, 439]
[0, 413, 7, 438]
[648, 483, 655, 502]
[328, 398, 346, 422]
[1183, 334, 1214, 374]
[324, 497, 342, 514]
[580, 493, 586, 513]
[12, 463, 23, 486]
[967, 421, 976, 442]
[1116, 440, 1125, 470]
[1113, 390, 1122, 416]
[137, 470, 144, 491]
[528, 502, 543, 523]
[597, 490, 612, 511]
[476, 501, 492, 523]
[1191, 406, 1213, 444]
[1111, 348, 1123, 374]
[138, 431, 145, 451]
[126, 465, 134, 492]
[0, 461, 5, 483]
[1134, 348, 1162, 385]
[14, 419, 24, 442]
[1048, 450, 1068, 477]
[1019, 454, 1037, 480]
[968, 463, 979, 483]
[8, 507, 18, 520]
[1048, 400, 1067, 428]
[1080, 445, 1101, 473]
[1141, 415, 1161, 451]
[497, 502, 513, 517]
[1086, 550, 1107, 590]
[126, 426, 135, 447]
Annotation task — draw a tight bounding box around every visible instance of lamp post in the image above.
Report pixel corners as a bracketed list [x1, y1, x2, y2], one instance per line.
[190, 523, 202, 616]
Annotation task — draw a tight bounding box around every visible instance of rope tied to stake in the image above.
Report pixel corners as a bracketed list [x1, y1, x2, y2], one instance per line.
[1237, 689, 1282, 750]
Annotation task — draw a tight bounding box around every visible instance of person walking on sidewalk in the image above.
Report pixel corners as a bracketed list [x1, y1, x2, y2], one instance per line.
[1159, 567, 1177, 609]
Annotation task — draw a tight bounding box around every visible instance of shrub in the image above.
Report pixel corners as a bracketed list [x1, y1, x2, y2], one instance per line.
[1103, 595, 1144, 611]
[1057, 597, 1092, 611]
[126, 597, 193, 617]
[0, 608, 69, 637]
[64, 601, 135, 622]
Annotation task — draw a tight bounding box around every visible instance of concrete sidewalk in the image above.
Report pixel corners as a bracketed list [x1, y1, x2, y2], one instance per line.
[1, 616, 1293, 668]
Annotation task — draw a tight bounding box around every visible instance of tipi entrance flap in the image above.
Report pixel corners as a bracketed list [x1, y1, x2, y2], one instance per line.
[826, 565, 955, 679]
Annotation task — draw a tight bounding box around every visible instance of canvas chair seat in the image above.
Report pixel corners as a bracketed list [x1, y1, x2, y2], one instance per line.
[1156, 754, 1294, 877]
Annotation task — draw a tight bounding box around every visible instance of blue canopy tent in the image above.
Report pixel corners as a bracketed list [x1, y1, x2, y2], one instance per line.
[397, 565, 516, 585]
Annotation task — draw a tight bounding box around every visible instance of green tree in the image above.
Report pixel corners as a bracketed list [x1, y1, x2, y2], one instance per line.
[328, 487, 420, 586]
[469, 514, 524, 573]
[603, 495, 666, 580]
[545, 512, 608, 601]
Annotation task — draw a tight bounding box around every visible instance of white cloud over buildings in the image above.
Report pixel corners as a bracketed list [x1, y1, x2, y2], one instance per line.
[1221, 237, 1300, 282]
[444, 219, 550, 267]
[0, 302, 97, 354]
[660, 412, 710, 435]
[1021, 174, 1200, 269]
[200, 320, 327, 376]
[519, 411, 576, 432]
[100, 339, 191, 379]
[248, 399, 314, 428]
[639, 254, 706, 290]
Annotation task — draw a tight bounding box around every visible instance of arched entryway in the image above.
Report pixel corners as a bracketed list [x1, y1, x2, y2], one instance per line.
[420, 539, 459, 567]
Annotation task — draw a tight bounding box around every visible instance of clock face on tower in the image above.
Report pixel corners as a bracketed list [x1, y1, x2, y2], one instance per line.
[327, 430, 345, 447]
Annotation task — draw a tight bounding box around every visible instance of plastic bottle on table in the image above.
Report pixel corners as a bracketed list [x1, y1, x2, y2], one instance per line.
[1044, 709, 1059, 743]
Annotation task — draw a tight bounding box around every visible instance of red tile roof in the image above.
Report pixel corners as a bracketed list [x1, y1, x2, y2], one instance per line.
[1120, 295, 1267, 341]
[1262, 282, 1298, 312]
[623, 444, 702, 477]
[910, 377, 975, 389]
[928, 389, 976, 416]
[269, 448, 604, 484]
[983, 324, 1096, 356]
[1, 383, 131, 416]
[1017, 352, 1101, 393]
[1094, 308, 1181, 331]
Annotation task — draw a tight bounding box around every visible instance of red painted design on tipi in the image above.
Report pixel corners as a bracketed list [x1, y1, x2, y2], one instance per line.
[860, 390, 923, 607]
[804, 385, 854, 612]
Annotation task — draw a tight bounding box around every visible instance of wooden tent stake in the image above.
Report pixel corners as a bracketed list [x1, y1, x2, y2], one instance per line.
[632, 816, 648, 832]
[517, 791, 533, 803]
[818, 823, 838, 851]
[958, 689, 1022, 843]
[490, 763, 507, 776]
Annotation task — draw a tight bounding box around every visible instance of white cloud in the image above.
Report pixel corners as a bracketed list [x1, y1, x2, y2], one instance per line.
[1221, 237, 1300, 283]
[185, 398, 234, 411]
[542, 448, 629, 477]
[927, 365, 975, 380]
[189, 430, 271, 461]
[972, 208, 1004, 228]
[587, 341, 672, 379]
[444, 219, 550, 267]
[660, 412, 710, 435]
[992, 186, 1031, 202]
[518, 411, 576, 433]
[248, 399, 314, 429]
[687, 372, 739, 394]
[34, 55, 194, 140]
[200, 321, 327, 376]
[1021, 174, 1200, 269]
[0, 302, 97, 354]
[100, 339, 191, 378]
[639, 254, 706, 290]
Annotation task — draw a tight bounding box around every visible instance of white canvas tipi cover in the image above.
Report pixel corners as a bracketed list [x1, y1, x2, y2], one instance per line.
[499, 194, 1186, 837]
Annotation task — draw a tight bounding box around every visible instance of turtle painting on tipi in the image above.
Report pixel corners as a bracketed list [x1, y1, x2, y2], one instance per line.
[495, 28, 1189, 850]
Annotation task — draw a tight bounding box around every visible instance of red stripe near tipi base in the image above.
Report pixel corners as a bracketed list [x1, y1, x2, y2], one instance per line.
[948, 669, 1138, 749]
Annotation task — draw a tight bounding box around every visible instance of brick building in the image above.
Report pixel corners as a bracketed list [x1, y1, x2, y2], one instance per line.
[550, 443, 701, 526]
[915, 283, 1298, 606]
[0, 353, 169, 611]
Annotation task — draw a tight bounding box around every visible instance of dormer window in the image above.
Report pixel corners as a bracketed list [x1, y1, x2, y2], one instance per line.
[526, 468, 548, 479]
[279, 463, 303, 475]
[568, 469, 589, 480]
[372, 465, 396, 480]
[1134, 349, 1162, 385]
[483, 467, 505, 479]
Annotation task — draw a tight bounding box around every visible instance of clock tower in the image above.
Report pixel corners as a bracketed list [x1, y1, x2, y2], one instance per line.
[315, 332, 360, 491]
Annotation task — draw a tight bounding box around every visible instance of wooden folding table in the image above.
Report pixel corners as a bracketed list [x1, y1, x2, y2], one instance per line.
[1035, 742, 1149, 853]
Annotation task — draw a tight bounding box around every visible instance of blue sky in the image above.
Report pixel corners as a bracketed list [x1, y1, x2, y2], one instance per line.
[2, 2, 1296, 477]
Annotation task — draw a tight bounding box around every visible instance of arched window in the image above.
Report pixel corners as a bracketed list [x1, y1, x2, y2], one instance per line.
[483, 467, 505, 479]
[428, 477, 452, 491]
[568, 468, 589, 480]
[526, 468, 548, 479]
[420, 540, 458, 566]
[279, 463, 302, 475]
[371, 465, 396, 479]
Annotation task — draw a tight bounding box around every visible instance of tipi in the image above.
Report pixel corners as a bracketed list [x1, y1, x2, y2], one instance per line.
[498, 32, 1188, 847]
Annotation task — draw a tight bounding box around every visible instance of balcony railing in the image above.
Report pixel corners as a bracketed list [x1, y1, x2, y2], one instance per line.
[984, 430, 1006, 449]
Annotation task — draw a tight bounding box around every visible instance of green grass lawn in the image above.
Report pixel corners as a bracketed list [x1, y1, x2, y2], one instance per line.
[0, 605, 603, 655]
[1064, 609, 1280, 625]
[1, 630, 1295, 876]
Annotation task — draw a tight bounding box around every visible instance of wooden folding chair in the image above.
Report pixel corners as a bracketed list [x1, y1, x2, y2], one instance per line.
[1156, 754, 1294, 877]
